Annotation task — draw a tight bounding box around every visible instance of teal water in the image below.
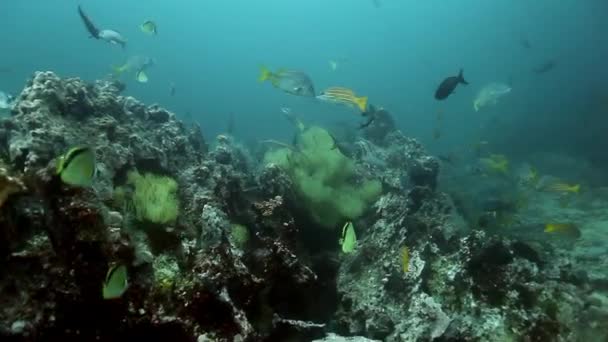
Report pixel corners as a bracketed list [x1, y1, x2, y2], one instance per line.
[1, 0, 607, 169]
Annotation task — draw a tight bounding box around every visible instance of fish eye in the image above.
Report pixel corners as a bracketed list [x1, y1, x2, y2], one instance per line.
[293, 87, 302, 93]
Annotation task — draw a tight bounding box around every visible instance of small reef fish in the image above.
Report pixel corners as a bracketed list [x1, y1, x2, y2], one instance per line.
[77, 6, 127, 48]
[473, 83, 512, 111]
[56, 146, 96, 187]
[113, 56, 155, 82]
[434, 69, 468, 100]
[359, 105, 377, 129]
[479, 154, 509, 175]
[140, 20, 157, 35]
[516, 164, 540, 188]
[258, 66, 316, 97]
[520, 34, 532, 49]
[316, 87, 368, 112]
[544, 223, 581, 239]
[340, 221, 357, 253]
[545, 182, 580, 194]
[280, 108, 306, 132]
[533, 60, 556, 74]
[401, 246, 409, 273]
[169, 82, 176, 96]
[135, 70, 149, 83]
[0, 91, 14, 110]
[432, 127, 441, 140]
[328, 57, 348, 71]
[102, 264, 129, 300]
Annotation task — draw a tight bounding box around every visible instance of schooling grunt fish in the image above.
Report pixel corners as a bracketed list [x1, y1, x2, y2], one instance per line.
[259, 66, 315, 97]
[434, 69, 469, 100]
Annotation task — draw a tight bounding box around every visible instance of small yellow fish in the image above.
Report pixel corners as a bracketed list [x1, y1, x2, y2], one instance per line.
[479, 154, 509, 174]
[56, 146, 96, 187]
[102, 264, 129, 299]
[527, 166, 539, 185]
[401, 246, 409, 273]
[328, 60, 338, 71]
[140, 20, 157, 35]
[544, 223, 581, 239]
[545, 182, 580, 194]
[317, 87, 368, 112]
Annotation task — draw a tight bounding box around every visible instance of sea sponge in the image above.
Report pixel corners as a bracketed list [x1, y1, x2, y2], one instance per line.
[127, 170, 179, 224]
[264, 126, 382, 227]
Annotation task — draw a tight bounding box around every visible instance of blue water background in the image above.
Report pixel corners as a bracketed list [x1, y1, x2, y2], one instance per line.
[1, 0, 607, 167]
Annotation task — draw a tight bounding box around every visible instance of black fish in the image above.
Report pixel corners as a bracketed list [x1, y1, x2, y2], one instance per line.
[520, 35, 532, 49]
[533, 60, 555, 74]
[77, 6, 100, 39]
[434, 69, 468, 100]
[359, 104, 377, 129]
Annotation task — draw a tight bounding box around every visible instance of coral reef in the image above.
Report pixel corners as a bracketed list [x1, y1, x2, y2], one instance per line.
[0, 71, 605, 342]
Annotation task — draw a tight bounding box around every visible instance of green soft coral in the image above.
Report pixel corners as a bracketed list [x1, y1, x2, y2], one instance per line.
[127, 170, 179, 224]
[264, 126, 382, 227]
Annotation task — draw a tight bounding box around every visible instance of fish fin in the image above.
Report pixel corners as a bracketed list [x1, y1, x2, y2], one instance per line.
[572, 184, 581, 194]
[77, 5, 100, 39]
[544, 224, 555, 233]
[258, 66, 272, 82]
[354, 96, 368, 112]
[458, 69, 469, 85]
[112, 65, 126, 77]
[473, 100, 479, 111]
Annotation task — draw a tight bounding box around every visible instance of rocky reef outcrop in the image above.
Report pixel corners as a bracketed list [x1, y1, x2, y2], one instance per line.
[0, 71, 604, 342]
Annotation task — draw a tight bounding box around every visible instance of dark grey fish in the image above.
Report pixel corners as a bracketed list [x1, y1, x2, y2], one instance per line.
[359, 104, 377, 129]
[227, 112, 235, 135]
[533, 60, 556, 74]
[520, 35, 532, 49]
[434, 69, 468, 100]
[328, 132, 354, 158]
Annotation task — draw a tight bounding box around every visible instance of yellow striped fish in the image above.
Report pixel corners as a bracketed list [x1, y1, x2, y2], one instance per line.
[544, 223, 581, 239]
[317, 87, 368, 112]
[545, 182, 580, 194]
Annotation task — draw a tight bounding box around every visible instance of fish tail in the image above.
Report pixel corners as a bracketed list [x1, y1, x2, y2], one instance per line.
[493, 160, 508, 174]
[258, 65, 273, 83]
[459, 69, 469, 85]
[112, 65, 126, 77]
[473, 100, 480, 111]
[572, 184, 581, 193]
[544, 224, 555, 233]
[354, 96, 368, 112]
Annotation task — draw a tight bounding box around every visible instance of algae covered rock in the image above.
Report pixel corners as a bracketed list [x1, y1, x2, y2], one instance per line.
[264, 125, 382, 227]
